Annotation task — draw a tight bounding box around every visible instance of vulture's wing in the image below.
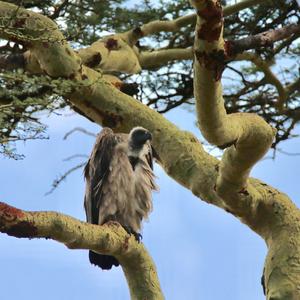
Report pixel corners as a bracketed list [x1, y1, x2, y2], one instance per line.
[84, 128, 123, 224]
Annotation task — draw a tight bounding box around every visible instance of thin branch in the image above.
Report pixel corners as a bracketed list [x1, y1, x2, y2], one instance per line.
[50, 0, 69, 19]
[63, 127, 97, 140]
[276, 148, 300, 156]
[63, 154, 89, 161]
[236, 52, 288, 108]
[125, 0, 262, 45]
[45, 162, 86, 195]
[287, 77, 300, 94]
[139, 22, 300, 70]
[228, 24, 300, 55]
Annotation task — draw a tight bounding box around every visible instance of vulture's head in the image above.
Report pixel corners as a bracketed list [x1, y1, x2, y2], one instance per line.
[129, 127, 152, 150]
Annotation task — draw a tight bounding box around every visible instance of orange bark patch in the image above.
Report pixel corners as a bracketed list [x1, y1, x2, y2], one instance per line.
[238, 188, 249, 196]
[195, 49, 226, 81]
[197, 0, 223, 42]
[85, 103, 123, 129]
[0, 203, 37, 237]
[113, 82, 123, 90]
[0, 202, 24, 221]
[123, 235, 130, 251]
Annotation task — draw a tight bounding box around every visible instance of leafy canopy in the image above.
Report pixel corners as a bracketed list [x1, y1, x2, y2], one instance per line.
[0, 0, 299, 158]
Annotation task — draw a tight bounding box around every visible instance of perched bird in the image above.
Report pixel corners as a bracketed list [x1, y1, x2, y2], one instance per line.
[84, 126, 157, 270]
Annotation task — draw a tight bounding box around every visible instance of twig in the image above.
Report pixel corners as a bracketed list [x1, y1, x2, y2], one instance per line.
[63, 127, 97, 140]
[63, 154, 89, 161]
[45, 162, 86, 195]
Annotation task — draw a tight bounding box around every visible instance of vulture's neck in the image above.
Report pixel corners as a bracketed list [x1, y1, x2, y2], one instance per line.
[127, 142, 147, 170]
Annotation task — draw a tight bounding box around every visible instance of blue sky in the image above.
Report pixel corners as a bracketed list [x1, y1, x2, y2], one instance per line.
[1, 106, 299, 300]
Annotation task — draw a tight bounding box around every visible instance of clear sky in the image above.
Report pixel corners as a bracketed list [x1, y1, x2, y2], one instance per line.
[1, 105, 299, 300]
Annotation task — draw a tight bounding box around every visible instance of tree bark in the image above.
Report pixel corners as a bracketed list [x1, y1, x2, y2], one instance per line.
[0, 1, 300, 299]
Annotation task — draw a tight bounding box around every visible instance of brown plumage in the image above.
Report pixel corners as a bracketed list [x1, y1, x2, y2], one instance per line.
[84, 127, 157, 269]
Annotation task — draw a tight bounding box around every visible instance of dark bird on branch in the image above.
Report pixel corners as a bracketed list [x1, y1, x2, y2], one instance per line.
[84, 127, 157, 270]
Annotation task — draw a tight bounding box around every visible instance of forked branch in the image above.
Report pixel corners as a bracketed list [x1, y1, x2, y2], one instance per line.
[190, 0, 276, 194]
[190, 1, 300, 299]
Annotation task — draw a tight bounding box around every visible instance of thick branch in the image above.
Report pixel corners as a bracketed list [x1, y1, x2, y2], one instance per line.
[0, 202, 163, 300]
[191, 0, 275, 192]
[139, 48, 192, 69]
[190, 1, 300, 298]
[77, 34, 141, 74]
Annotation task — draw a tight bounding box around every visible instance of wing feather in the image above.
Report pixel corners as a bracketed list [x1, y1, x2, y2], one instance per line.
[84, 128, 157, 234]
[84, 128, 122, 224]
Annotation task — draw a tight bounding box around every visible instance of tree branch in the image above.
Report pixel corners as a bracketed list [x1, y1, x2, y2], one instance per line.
[138, 22, 300, 71]
[18, 0, 262, 75]
[63, 127, 97, 140]
[1, 2, 300, 299]
[235, 52, 289, 108]
[139, 48, 192, 69]
[50, 0, 69, 19]
[227, 23, 300, 55]
[125, 0, 262, 45]
[190, 1, 300, 298]
[45, 162, 86, 195]
[191, 0, 275, 192]
[0, 201, 163, 300]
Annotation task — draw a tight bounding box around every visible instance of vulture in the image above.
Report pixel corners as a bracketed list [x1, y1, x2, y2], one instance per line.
[84, 126, 157, 270]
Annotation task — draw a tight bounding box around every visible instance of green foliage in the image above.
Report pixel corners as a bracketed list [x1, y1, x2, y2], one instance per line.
[0, 71, 75, 158]
[0, 0, 300, 158]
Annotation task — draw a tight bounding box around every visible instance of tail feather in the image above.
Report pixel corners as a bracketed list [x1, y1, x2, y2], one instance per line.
[89, 251, 119, 270]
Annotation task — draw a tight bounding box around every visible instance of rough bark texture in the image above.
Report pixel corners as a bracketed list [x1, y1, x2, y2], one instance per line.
[0, 1, 300, 299]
